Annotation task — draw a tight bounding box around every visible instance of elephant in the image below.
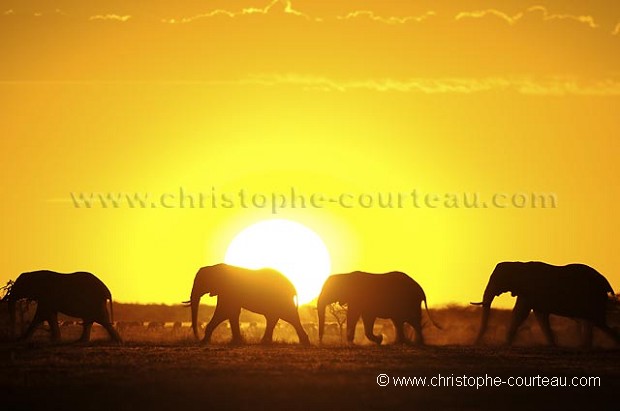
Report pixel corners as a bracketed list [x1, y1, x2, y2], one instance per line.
[185, 263, 310, 345]
[472, 261, 620, 346]
[2, 270, 121, 343]
[317, 271, 440, 345]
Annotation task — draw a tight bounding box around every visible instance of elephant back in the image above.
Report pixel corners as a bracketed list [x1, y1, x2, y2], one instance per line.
[349, 271, 426, 306]
[221, 265, 298, 300]
[387, 271, 426, 299]
[66, 272, 113, 300]
[520, 263, 614, 318]
[19, 270, 112, 301]
[249, 268, 297, 298]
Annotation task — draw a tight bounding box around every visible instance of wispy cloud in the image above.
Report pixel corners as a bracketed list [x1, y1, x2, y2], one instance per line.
[528, 6, 597, 28]
[2, 76, 619, 96]
[281, 0, 317, 21]
[455, 9, 523, 25]
[161, 0, 317, 24]
[515, 78, 620, 95]
[161, 0, 436, 26]
[89, 14, 131, 22]
[2, 9, 67, 17]
[612, 22, 620, 35]
[456, 6, 598, 29]
[0, 1, 611, 34]
[220, 74, 620, 96]
[157, 2, 609, 34]
[336, 10, 435, 25]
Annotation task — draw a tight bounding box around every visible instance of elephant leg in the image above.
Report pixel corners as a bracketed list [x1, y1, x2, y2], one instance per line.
[99, 321, 122, 343]
[407, 317, 424, 345]
[79, 321, 93, 342]
[362, 315, 382, 345]
[281, 310, 310, 345]
[534, 311, 555, 346]
[228, 309, 243, 345]
[581, 321, 593, 348]
[261, 316, 277, 344]
[203, 305, 229, 344]
[391, 319, 407, 345]
[346, 309, 361, 344]
[506, 298, 531, 345]
[22, 310, 46, 341]
[592, 321, 620, 345]
[94, 303, 122, 343]
[48, 312, 61, 342]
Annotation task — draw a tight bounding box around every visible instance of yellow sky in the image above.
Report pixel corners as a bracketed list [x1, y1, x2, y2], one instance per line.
[1, 1, 619, 306]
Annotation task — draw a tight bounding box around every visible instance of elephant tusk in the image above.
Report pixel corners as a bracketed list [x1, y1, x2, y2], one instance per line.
[470, 302, 484, 306]
[181, 300, 191, 306]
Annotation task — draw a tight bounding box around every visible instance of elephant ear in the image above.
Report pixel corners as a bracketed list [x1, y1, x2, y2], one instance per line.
[207, 265, 232, 296]
[493, 262, 520, 297]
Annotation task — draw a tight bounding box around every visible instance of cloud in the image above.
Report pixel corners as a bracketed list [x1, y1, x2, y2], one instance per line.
[160, 1, 438, 26]
[613, 22, 620, 35]
[161, 0, 318, 24]
[158, 0, 435, 26]
[455, 5, 598, 29]
[336, 10, 436, 25]
[281, 0, 317, 21]
[455, 9, 523, 25]
[220, 74, 620, 96]
[89, 14, 131, 22]
[155, 2, 610, 36]
[0, 2, 616, 83]
[527, 6, 598, 28]
[2, 9, 68, 17]
[0, 1, 611, 35]
[515, 78, 620, 95]
[3, 76, 620, 95]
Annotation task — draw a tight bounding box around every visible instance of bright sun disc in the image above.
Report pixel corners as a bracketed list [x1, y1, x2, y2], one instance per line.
[224, 219, 331, 305]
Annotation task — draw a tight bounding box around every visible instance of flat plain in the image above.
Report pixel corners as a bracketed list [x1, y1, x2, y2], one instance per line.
[1, 340, 618, 411]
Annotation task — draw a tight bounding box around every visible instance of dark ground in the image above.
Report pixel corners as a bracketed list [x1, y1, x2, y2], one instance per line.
[0, 342, 618, 411]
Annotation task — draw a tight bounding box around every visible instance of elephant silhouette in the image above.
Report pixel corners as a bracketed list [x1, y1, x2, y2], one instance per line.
[317, 271, 440, 345]
[2, 270, 121, 343]
[472, 261, 620, 346]
[185, 263, 310, 345]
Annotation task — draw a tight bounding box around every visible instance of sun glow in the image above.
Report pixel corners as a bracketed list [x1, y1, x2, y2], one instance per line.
[224, 219, 331, 305]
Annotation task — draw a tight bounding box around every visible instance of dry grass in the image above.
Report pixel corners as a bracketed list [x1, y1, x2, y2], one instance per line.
[1, 305, 619, 410]
[0, 342, 618, 411]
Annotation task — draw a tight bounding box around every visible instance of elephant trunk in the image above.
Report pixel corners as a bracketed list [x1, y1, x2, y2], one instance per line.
[317, 296, 327, 343]
[190, 294, 201, 340]
[475, 286, 496, 344]
[8, 299, 16, 339]
[189, 270, 209, 341]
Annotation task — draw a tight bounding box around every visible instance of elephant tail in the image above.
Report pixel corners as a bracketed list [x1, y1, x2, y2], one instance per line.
[423, 298, 442, 330]
[109, 297, 115, 324]
[605, 282, 615, 296]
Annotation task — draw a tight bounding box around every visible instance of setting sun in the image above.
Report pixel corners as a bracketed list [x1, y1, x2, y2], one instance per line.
[224, 219, 331, 304]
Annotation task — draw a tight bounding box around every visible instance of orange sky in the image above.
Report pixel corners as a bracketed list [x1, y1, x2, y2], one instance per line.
[1, 1, 619, 307]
